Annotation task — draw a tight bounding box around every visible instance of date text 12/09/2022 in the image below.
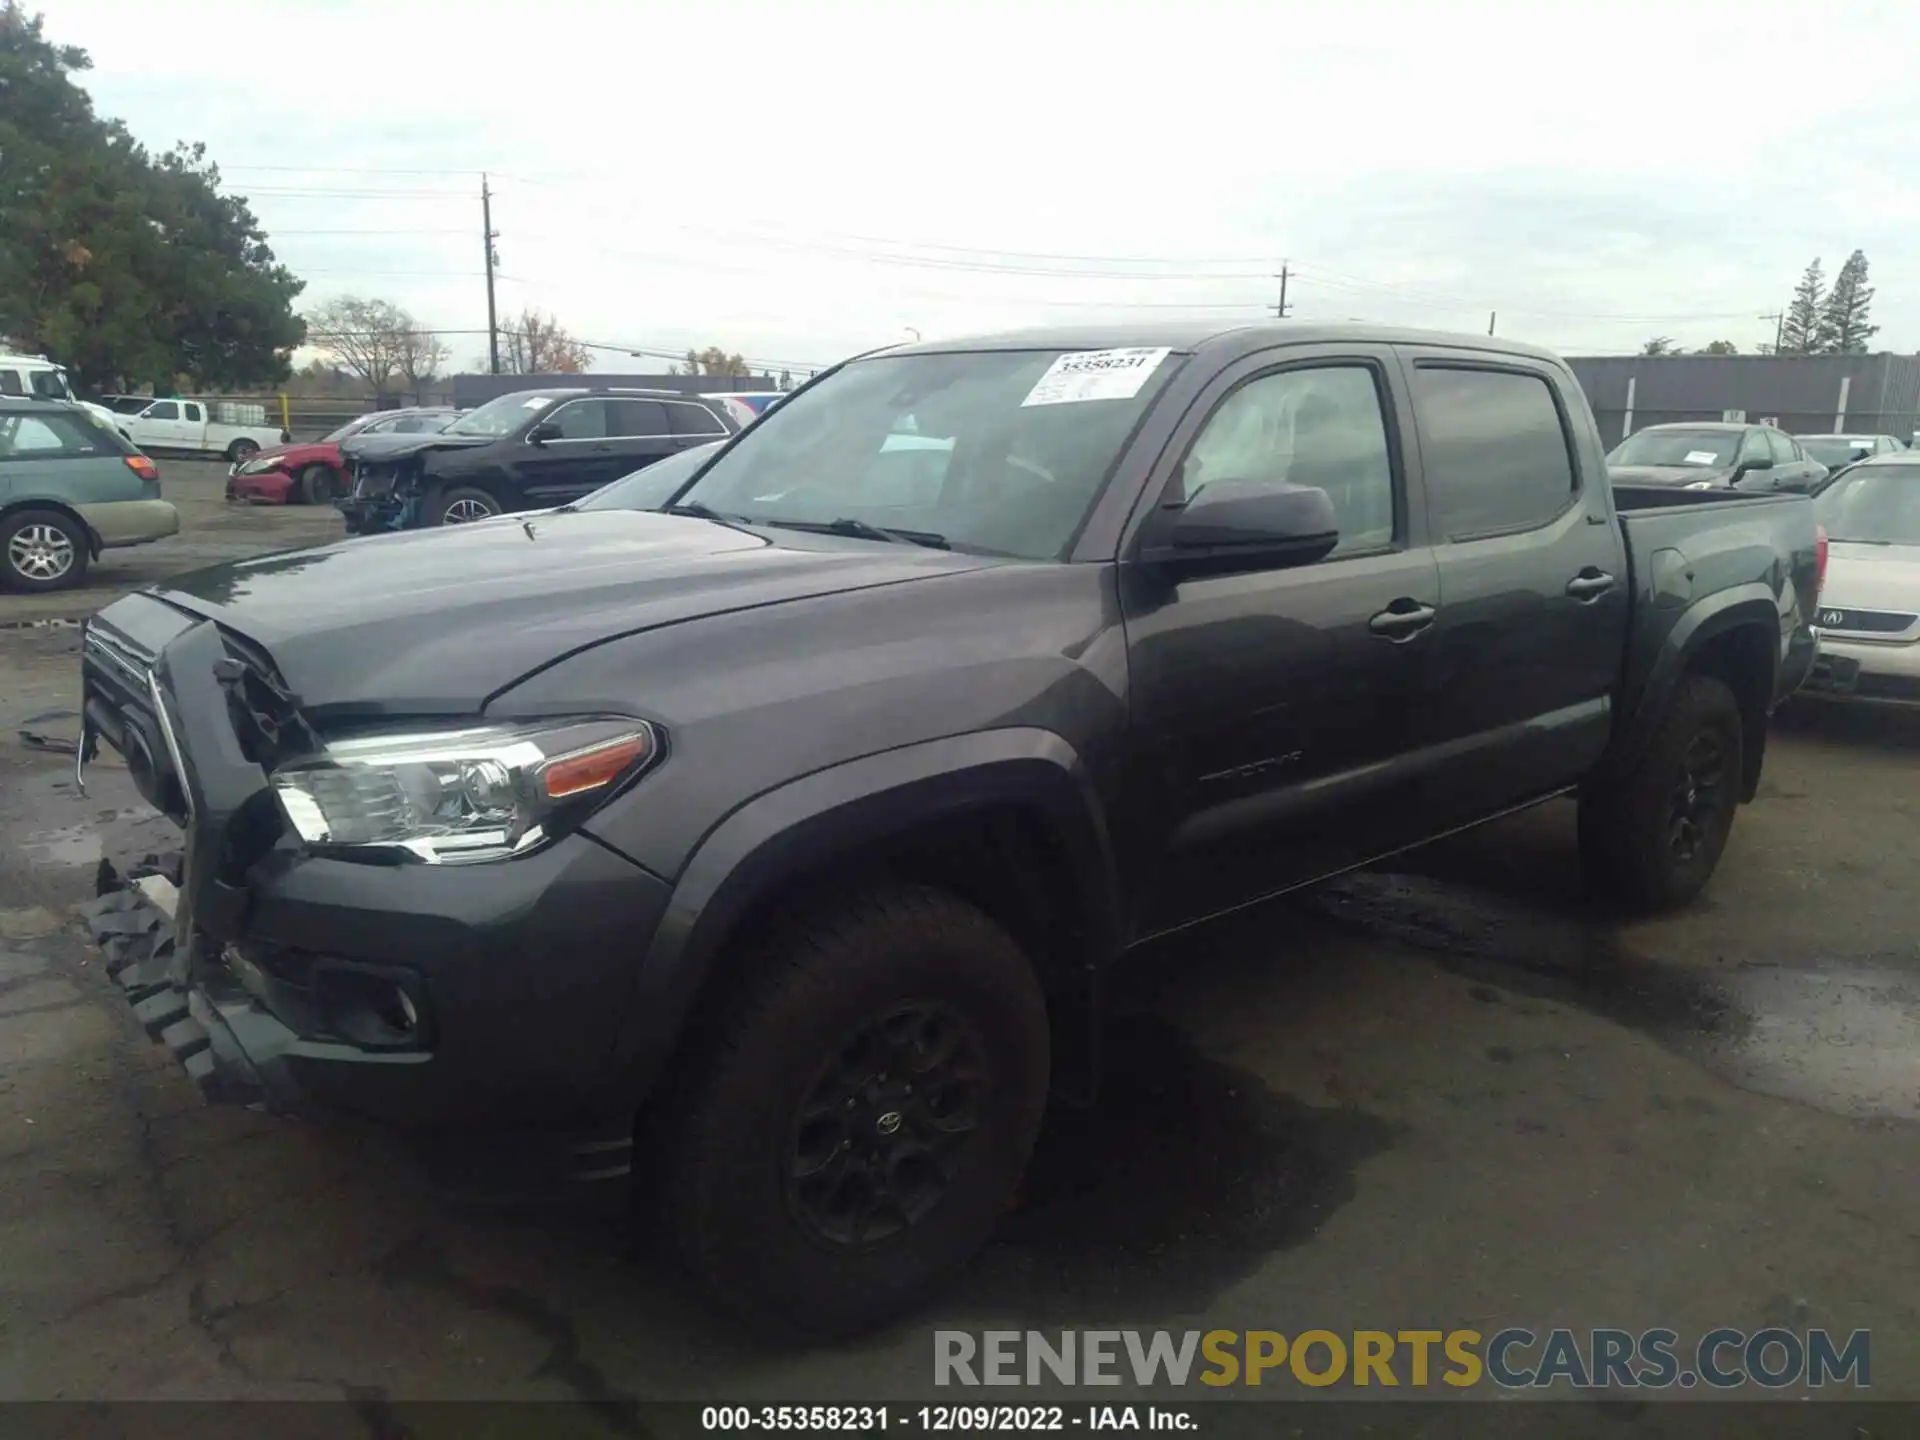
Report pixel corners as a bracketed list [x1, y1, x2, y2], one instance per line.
[702, 1407, 1195, 1432]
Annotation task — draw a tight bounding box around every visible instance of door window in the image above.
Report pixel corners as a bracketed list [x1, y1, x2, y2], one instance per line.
[607, 399, 669, 437]
[548, 399, 608, 440]
[0, 411, 113, 458]
[1412, 366, 1577, 540]
[665, 401, 728, 438]
[1180, 364, 1396, 555]
[1766, 428, 1797, 465]
[145, 401, 180, 421]
[1736, 429, 1770, 465]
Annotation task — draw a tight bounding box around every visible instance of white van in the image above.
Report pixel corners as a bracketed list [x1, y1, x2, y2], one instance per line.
[0, 354, 118, 429]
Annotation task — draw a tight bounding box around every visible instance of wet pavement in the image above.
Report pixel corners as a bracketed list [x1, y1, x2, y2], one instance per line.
[3, 520, 1920, 1412]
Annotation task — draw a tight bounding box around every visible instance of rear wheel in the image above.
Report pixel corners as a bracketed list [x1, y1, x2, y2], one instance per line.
[1579, 674, 1743, 911]
[431, 485, 501, 525]
[298, 464, 338, 505]
[654, 885, 1050, 1339]
[1, 508, 91, 593]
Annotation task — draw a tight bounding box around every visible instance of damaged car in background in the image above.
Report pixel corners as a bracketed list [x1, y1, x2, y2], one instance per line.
[336, 387, 737, 533]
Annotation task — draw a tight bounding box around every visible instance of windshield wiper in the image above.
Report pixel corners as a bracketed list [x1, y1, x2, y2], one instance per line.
[759, 516, 951, 550]
[1825, 536, 1889, 545]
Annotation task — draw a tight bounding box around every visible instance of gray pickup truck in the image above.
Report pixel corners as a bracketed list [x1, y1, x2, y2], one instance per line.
[77, 323, 1821, 1337]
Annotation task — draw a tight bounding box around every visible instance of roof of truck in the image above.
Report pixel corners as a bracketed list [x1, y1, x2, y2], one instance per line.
[881, 321, 1564, 364]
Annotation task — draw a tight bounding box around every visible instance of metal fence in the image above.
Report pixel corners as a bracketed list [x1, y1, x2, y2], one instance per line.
[1586, 405, 1920, 447]
[1569, 353, 1920, 448]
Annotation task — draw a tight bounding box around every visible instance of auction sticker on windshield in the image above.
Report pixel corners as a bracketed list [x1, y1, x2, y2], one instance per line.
[1684, 450, 1719, 465]
[1022, 348, 1171, 407]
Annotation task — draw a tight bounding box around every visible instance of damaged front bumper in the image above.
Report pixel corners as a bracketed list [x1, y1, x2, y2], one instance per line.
[336, 461, 423, 534]
[77, 600, 672, 1182]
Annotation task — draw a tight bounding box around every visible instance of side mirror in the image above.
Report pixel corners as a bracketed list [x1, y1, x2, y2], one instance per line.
[527, 421, 560, 445]
[1143, 479, 1340, 579]
[1731, 456, 1773, 483]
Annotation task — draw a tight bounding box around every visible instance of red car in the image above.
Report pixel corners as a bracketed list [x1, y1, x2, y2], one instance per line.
[225, 406, 462, 505]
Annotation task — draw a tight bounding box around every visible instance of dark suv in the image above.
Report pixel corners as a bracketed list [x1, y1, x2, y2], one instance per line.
[337, 387, 737, 533]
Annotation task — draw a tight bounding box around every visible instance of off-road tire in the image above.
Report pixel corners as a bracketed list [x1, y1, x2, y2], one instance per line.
[1, 507, 91, 593]
[655, 885, 1050, 1340]
[298, 464, 337, 505]
[1579, 674, 1744, 911]
[429, 485, 502, 525]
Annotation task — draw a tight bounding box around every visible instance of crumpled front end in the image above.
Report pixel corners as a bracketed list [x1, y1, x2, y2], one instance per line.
[336, 457, 424, 534]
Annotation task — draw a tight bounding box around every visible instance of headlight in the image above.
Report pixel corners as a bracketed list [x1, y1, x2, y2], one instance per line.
[269, 718, 658, 864]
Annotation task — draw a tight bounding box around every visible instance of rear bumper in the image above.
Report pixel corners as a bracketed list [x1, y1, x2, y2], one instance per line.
[75, 499, 179, 549]
[1799, 634, 1920, 707]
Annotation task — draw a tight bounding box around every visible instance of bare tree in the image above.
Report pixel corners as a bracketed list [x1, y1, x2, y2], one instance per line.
[674, 346, 751, 377]
[394, 325, 450, 402]
[304, 295, 415, 398]
[499, 308, 592, 373]
[1640, 336, 1677, 357]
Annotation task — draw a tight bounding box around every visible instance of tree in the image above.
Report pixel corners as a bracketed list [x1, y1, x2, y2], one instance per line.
[1779, 259, 1825, 354]
[0, 4, 304, 389]
[1817, 249, 1878, 355]
[1640, 336, 1677, 356]
[675, 345, 750, 377]
[499, 308, 592, 373]
[1698, 339, 1738, 355]
[394, 324, 450, 402]
[304, 295, 412, 398]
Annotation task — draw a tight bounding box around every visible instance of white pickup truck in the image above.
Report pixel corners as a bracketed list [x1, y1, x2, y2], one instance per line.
[0, 353, 119, 430]
[115, 398, 287, 463]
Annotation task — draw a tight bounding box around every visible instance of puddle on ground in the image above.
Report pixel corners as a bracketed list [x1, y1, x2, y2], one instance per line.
[4, 767, 175, 871]
[1311, 871, 1920, 1124]
[962, 1013, 1403, 1322]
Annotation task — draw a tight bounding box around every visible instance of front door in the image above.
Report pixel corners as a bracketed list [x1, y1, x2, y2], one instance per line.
[1120, 348, 1442, 937]
[1394, 350, 1630, 827]
[518, 398, 626, 506]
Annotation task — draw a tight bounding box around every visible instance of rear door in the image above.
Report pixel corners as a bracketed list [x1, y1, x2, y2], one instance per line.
[1394, 348, 1630, 825]
[180, 401, 208, 451]
[1119, 344, 1444, 935]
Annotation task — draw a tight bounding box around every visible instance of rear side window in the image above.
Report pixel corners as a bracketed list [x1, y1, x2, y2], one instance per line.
[182, 402, 203, 422]
[0, 410, 117, 458]
[666, 401, 728, 437]
[607, 399, 669, 437]
[0, 371, 22, 395]
[1413, 366, 1577, 540]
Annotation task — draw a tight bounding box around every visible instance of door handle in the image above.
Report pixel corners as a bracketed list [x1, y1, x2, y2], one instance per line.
[1566, 571, 1616, 601]
[1368, 600, 1436, 641]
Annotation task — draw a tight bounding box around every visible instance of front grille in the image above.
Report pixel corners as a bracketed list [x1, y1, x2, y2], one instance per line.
[1816, 606, 1917, 636]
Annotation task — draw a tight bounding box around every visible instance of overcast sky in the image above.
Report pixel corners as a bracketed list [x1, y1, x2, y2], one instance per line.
[45, 0, 1920, 375]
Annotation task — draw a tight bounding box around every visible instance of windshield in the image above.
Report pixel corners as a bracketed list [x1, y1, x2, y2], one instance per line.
[446, 393, 557, 438]
[29, 369, 73, 401]
[577, 441, 725, 512]
[1815, 465, 1920, 545]
[322, 413, 381, 444]
[677, 348, 1181, 559]
[1607, 429, 1740, 467]
[1799, 436, 1875, 468]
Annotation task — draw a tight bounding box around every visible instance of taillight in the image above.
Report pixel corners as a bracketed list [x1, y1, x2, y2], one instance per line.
[125, 454, 158, 482]
[1814, 524, 1829, 602]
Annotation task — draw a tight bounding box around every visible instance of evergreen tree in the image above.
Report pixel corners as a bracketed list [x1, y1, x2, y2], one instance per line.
[1778, 259, 1824, 355]
[1817, 250, 1878, 354]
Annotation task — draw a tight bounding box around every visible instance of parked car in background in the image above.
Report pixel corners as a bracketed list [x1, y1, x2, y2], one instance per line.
[703, 390, 787, 428]
[227, 407, 463, 505]
[1607, 421, 1828, 493]
[1800, 453, 1920, 707]
[0, 398, 178, 592]
[0, 353, 120, 429]
[1793, 432, 1905, 484]
[116, 398, 288, 464]
[336, 387, 737, 533]
[82, 322, 1821, 1336]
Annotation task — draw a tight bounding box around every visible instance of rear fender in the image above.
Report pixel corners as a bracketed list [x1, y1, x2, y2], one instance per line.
[602, 727, 1122, 1110]
[1608, 584, 1780, 800]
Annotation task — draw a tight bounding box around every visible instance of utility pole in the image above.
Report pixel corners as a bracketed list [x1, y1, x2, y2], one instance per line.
[1760, 310, 1784, 353]
[481, 174, 501, 375]
[1488, 311, 1496, 336]
[1271, 262, 1291, 320]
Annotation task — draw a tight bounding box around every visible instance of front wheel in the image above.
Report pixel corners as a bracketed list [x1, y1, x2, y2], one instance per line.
[298, 464, 338, 505]
[225, 438, 260, 463]
[1579, 674, 1744, 911]
[430, 485, 502, 525]
[1, 508, 91, 593]
[656, 886, 1050, 1339]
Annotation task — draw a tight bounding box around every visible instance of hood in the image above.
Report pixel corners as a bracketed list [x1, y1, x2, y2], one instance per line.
[1820, 541, 1920, 615]
[339, 431, 489, 463]
[143, 510, 1006, 715]
[1608, 464, 1733, 487]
